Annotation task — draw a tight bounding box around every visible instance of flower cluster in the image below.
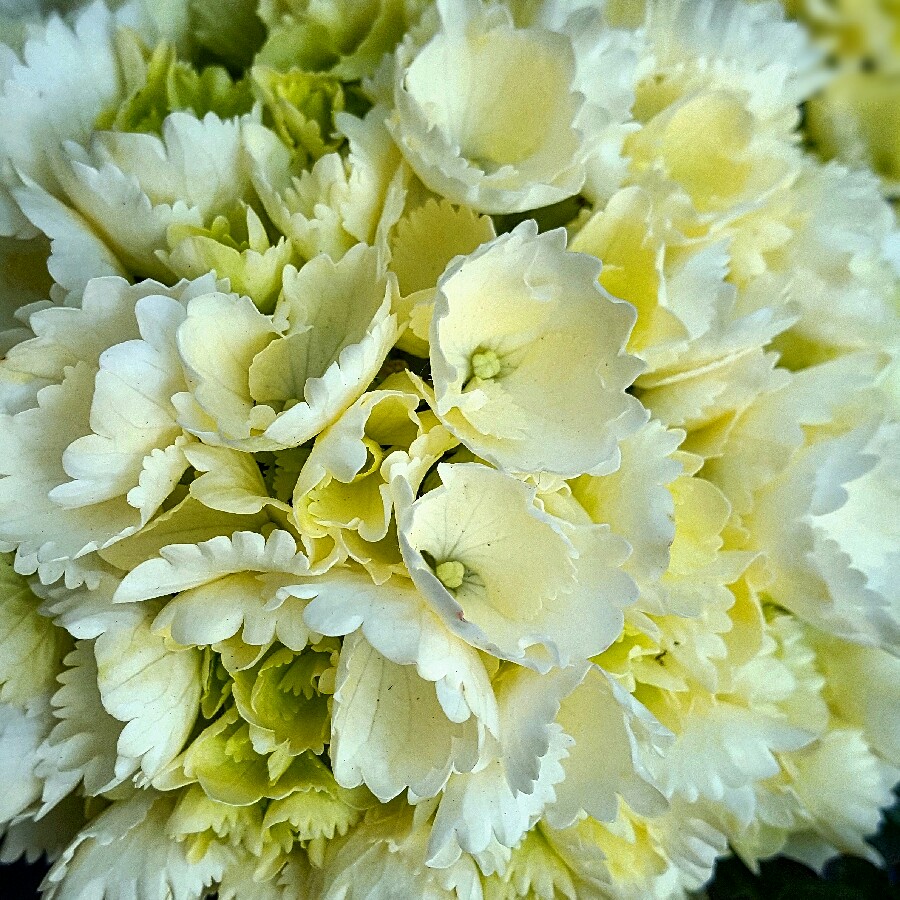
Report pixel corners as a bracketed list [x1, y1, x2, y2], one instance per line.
[0, 1, 898, 898]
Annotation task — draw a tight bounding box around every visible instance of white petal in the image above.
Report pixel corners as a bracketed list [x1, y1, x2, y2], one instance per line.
[35, 641, 131, 814]
[114, 529, 313, 604]
[0, 2, 124, 236]
[94, 606, 201, 781]
[330, 631, 481, 801]
[0, 698, 53, 825]
[547, 666, 671, 828]
[424, 726, 572, 864]
[43, 791, 228, 900]
[302, 568, 498, 732]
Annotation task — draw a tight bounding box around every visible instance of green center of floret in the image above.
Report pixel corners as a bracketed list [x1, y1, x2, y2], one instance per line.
[470, 348, 502, 380]
[435, 560, 466, 590]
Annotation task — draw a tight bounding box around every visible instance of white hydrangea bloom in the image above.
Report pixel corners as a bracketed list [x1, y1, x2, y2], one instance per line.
[569, 418, 684, 602]
[43, 791, 229, 900]
[302, 568, 499, 735]
[249, 107, 408, 265]
[292, 377, 458, 579]
[0, 555, 71, 705]
[0, 1, 126, 237]
[647, 696, 817, 826]
[181, 443, 292, 519]
[173, 245, 399, 451]
[389, 197, 496, 301]
[593, 472, 756, 705]
[635, 0, 825, 131]
[695, 611, 896, 868]
[293, 385, 430, 545]
[811, 633, 900, 767]
[761, 162, 900, 363]
[0, 274, 221, 586]
[546, 665, 671, 829]
[113, 529, 324, 650]
[420, 663, 587, 866]
[750, 414, 900, 651]
[0, 0, 896, 894]
[316, 802, 485, 900]
[388, 197, 496, 356]
[304, 570, 668, 865]
[511, 0, 643, 204]
[398, 462, 637, 671]
[779, 729, 899, 867]
[478, 827, 587, 900]
[34, 640, 132, 815]
[14, 114, 298, 310]
[706, 355, 899, 651]
[424, 725, 572, 869]
[569, 182, 797, 383]
[9, 177, 128, 304]
[627, 92, 799, 272]
[23, 111, 259, 284]
[544, 796, 729, 900]
[387, 0, 637, 213]
[93, 603, 202, 782]
[429, 222, 644, 477]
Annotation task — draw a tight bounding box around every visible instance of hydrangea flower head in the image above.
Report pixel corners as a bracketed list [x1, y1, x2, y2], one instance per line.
[0, 1, 897, 898]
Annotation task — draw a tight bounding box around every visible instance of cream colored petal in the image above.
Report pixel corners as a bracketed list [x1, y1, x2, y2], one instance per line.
[330, 631, 481, 802]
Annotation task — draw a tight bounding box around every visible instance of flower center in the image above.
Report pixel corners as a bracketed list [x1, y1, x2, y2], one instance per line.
[435, 560, 466, 590]
[470, 348, 502, 381]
